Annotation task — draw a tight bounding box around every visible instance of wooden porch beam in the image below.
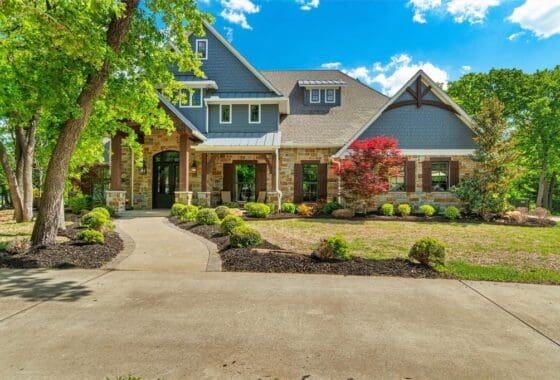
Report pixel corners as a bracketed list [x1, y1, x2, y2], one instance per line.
[178, 132, 190, 192]
[110, 133, 123, 191]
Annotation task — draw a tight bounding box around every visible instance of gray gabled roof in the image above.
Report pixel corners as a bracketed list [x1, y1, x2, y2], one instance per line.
[261, 70, 389, 147]
[193, 132, 280, 152]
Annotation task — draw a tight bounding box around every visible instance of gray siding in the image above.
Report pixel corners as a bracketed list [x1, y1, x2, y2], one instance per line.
[208, 104, 279, 133]
[303, 88, 341, 106]
[358, 91, 476, 149]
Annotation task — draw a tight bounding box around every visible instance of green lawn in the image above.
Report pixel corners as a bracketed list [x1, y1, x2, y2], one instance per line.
[0, 210, 34, 250]
[247, 218, 560, 284]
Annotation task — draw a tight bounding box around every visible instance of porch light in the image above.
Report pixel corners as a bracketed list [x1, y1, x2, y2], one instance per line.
[139, 160, 147, 175]
[190, 160, 197, 174]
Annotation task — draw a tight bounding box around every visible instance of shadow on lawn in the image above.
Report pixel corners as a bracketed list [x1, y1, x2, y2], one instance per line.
[0, 268, 92, 302]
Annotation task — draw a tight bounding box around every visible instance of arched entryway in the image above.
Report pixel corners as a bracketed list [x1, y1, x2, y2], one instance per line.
[152, 151, 180, 209]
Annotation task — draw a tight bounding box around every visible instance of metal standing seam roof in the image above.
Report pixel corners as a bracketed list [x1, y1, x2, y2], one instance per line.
[197, 132, 281, 147]
[298, 79, 347, 87]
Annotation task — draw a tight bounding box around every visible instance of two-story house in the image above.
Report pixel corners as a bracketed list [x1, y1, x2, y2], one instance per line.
[105, 20, 478, 212]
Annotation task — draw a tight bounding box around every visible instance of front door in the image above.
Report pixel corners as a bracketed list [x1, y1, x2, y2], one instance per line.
[152, 151, 179, 208]
[235, 163, 256, 202]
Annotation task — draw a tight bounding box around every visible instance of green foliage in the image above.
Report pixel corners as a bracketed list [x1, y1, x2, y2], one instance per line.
[171, 203, 188, 217]
[69, 196, 92, 215]
[315, 234, 350, 260]
[81, 211, 113, 231]
[220, 215, 246, 236]
[78, 229, 105, 245]
[229, 226, 263, 248]
[179, 204, 199, 222]
[380, 203, 394, 216]
[195, 208, 220, 225]
[215, 205, 231, 220]
[409, 237, 446, 267]
[266, 202, 277, 214]
[280, 202, 296, 214]
[321, 201, 343, 215]
[245, 202, 271, 218]
[397, 203, 412, 217]
[419, 204, 436, 217]
[91, 207, 110, 219]
[444, 206, 461, 220]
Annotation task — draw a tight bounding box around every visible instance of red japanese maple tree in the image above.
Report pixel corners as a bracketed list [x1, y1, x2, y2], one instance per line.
[335, 136, 405, 210]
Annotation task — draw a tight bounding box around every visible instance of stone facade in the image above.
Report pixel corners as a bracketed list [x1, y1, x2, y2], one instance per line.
[115, 129, 475, 210]
[105, 190, 126, 213]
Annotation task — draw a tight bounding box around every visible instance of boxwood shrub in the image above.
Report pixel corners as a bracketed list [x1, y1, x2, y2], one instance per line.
[245, 202, 271, 218]
[230, 226, 263, 248]
[321, 201, 343, 215]
[220, 215, 245, 236]
[408, 237, 446, 267]
[171, 203, 188, 217]
[397, 203, 412, 217]
[444, 206, 461, 220]
[380, 203, 394, 216]
[81, 210, 113, 231]
[280, 202, 296, 214]
[179, 204, 199, 222]
[315, 234, 350, 260]
[91, 207, 111, 219]
[78, 229, 105, 244]
[196, 208, 220, 225]
[419, 204, 436, 217]
[215, 205, 231, 219]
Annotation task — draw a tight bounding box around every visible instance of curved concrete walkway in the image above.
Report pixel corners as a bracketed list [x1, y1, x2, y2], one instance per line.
[107, 211, 217, 273]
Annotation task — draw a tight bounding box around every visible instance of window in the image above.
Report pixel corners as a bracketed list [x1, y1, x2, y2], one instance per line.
[248, 104, 261, 123]
[220, 104, 232, 124]
[325, 89, 335, 103]
[310, 89, 320, 104]
[390, 166, 406, 191]
[195, 39, 208, 60]
[179, 88, 203, 108]
[302, 164, 319, 202]
[431, 161, 449, 192]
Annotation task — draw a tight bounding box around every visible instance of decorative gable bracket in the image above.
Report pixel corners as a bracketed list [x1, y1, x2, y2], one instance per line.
[385, 77, 458, 114]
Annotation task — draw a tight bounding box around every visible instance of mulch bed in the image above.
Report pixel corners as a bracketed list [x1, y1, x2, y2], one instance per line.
[169, 216, 447, 279]
[0, 221, 123, 269]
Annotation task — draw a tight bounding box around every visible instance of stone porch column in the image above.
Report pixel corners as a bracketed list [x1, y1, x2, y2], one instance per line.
[175, 132, 193, 205]
[106, 133, 126, 213]
[268, 149, 282, 208]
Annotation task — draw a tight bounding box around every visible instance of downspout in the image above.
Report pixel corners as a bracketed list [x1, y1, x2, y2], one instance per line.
[275, 148, 282, 208]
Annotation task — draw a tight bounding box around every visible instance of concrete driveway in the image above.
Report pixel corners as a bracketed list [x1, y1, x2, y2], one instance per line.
[1, 269, 559, 379]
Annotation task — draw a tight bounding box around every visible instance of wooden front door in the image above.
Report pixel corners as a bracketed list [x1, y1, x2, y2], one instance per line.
[152, 151, 179, 209]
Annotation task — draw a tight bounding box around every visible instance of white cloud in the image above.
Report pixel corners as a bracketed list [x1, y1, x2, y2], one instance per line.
[297, 0, 320, 11]
[461, 65, 472, 72]
[508, 31, 525, 41]
[508, 0, 560, 38]
[408, 0, 499, 24]
[320, 62, 342, 69]
[220, 0, 260, 30]
[224, 26, 234, 42]
[341, 54, 449, 96]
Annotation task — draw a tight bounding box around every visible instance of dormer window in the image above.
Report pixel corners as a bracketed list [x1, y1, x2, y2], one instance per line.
[196, 39, 208, 60]
[179, 88, 203, 108]
[310, 89, 320, 104]
[325, 89, 335, 103]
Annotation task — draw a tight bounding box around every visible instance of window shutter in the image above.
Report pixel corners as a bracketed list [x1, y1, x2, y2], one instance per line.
[318, 163, 328, 200]
[293, 164, 303, 203]
[256, 163, 267, 193]
[450, 161, 460, 187]
[222, 163, 234, 192]
[406, 161, 416, 193]
[422, 161, 432, 193]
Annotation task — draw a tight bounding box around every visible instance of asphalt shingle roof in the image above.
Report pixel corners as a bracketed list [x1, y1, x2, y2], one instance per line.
[261, 70, 389, 147]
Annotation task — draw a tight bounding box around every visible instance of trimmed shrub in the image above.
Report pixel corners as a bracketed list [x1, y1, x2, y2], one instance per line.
[6, 238, 30, 255]
[444, 206, 461, 220]
[230, 226, 263, 248]
[215, 205, 231, 220]
[408, 237, 446, 267]
[297, 203, 313, 216]
[69, 195, 91, 215]
[419, 204, 436, 217]
[266, 202, 277, 214]
[171, 203, 188, 217]
[91, 207, 110, 219]
[332, 208, 355, 219]
[220, 215, 246, 236]
[397, 203, 412, 217]
[380, 203, 394, 216]
[245, 202, 271, 218]
[196, 208, 220, 225]
[178, 204, 199, 222]
[78, 229, 105, 245]
[321, 201, 343, 215]
[280, 202, 296, 214]
[315, 234, 350, 261]
[81, 211, 112, 230]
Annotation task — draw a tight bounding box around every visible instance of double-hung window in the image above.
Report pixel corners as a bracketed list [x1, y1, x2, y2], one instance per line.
[302, 164, 319, 202]
[325, 89, 335, 103]
[220, 104, 232, 124]
[431, 161, 449, 191]
[390, 166, 406, 192]
[310, 89, 321, 104]
[248, 104, 261, 124]
[179, 89, 202, 108]
[195, 39, 208, 60]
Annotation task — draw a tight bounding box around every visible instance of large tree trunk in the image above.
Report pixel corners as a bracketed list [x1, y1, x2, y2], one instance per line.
[536, 160, 549, 208]
[0, 140, 24, 221]
[17, 116, 37, 221]
[546, 173, 556, 211]
[31, 0, 139, 246]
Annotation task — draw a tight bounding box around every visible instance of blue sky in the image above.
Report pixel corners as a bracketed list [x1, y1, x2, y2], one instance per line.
[196, 0, 560, 95]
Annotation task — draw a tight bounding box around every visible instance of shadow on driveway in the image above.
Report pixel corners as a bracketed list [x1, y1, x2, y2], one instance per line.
[0, 269, 92, 302]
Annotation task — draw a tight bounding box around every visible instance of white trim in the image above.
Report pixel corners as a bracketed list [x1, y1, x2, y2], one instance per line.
[202, 20, 282, 96]
[220, 104, 232, 124]
[195, 39, 208, 61]
[192, 145, 278, 153]
[157, 93, 206, 141]
[177, 80, 218, 90]
[281, 143, 341, 148]
[205, 96, 289, 114]
[179, 88, 203, 108]
[325, 88, 336, 104]
[401, 149, 475, 156]
[248, 104, 261, 124]
[309, 89, 321, 104]
[333, 70, 479, 158]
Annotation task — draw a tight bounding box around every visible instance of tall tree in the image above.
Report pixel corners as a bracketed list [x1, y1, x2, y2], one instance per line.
[1, 0, 210, 245]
